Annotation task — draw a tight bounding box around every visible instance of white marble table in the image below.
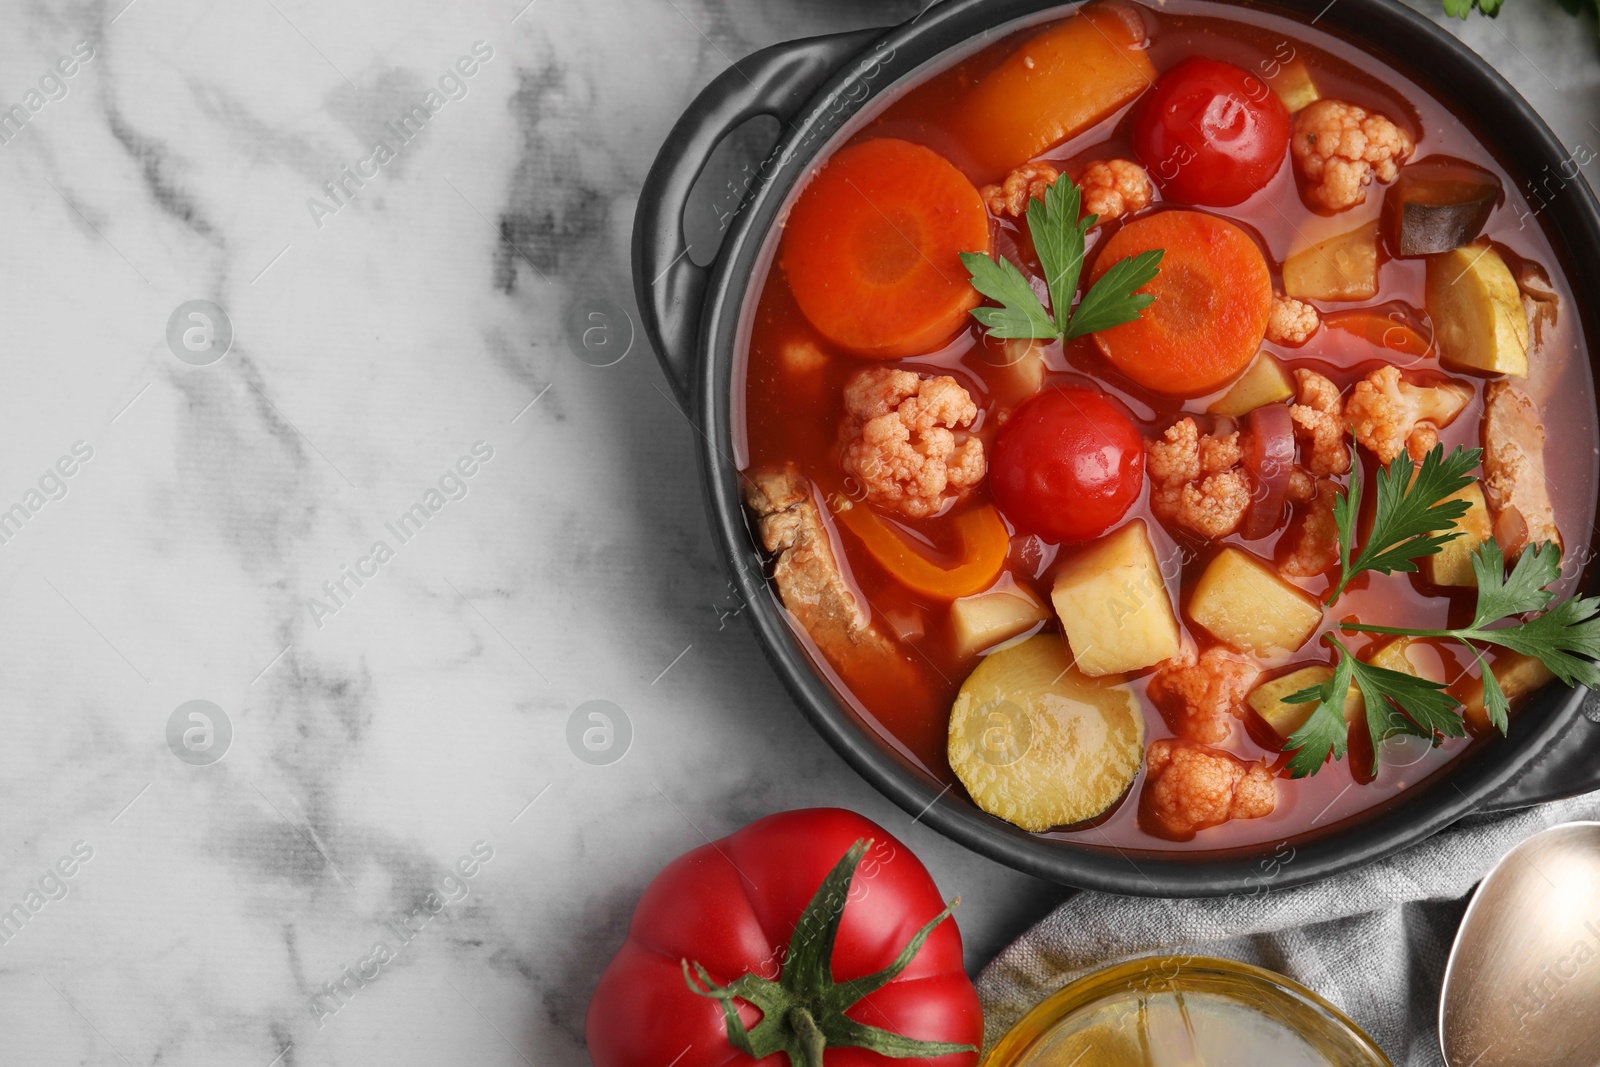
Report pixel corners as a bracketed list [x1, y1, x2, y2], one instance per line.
[0, 1, 1593, 1064]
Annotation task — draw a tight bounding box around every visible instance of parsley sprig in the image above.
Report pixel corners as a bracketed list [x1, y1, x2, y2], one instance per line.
[960, 175, 1164, 343]
[1282, 443, 1600, 777]
[1444, 0, 1598, 37]
[1328, 444, 1480, 600]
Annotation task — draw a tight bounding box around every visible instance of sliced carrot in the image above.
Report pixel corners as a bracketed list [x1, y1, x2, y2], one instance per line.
[780, 138, 989, 359]
[835, 502, 1010, 600]
[1325, 309, 1434, 359]
[951, 3, 1155, 180]
[1089, 210, 1273, 396]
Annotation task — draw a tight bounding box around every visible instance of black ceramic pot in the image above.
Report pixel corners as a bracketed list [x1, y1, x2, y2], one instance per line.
[633, 0, 1600, 895]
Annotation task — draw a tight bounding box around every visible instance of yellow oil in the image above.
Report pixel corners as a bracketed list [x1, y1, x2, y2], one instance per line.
[985, 957, 1391, 1067]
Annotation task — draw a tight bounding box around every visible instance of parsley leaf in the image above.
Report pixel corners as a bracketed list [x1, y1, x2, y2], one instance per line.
[1329, 444, 1480, 600]
[1295, 443, 1600, 777]
[1030, 175, 1090, 326]
[1347, 540, 1600, 695]
[959, 252, 1057, 339]
[1349, 656, 1463, 746]
[1065, 250, 1164, 340]
[1459, 585, 1600, 690]
[1282, 648, 1354, 779]
[1282, 635, 1460, 778]
[1443, 0, 1504, 16]
[1468, 539, 1560, 627]
[962, 173, 1163, 343]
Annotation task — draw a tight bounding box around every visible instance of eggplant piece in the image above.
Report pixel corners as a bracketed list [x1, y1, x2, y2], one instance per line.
[1384, 161, 1502, 257]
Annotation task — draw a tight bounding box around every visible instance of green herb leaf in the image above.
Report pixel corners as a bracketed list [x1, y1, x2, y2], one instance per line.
[1351, 655, 1463, 742]
[1468, 645, 1511, 735]
[1028, 176, 1089, 326]
[1469, 539, 1560, 628]
[1349, 540, 1600, 692]
[1330, 444, 1479, 600]
[1442, 0, 1504, 16]
[1064, 249, 1164, 340]
[964, 174, 1162, 344]
[959, 251, 1058, 339]
[1466, 591, 1600, 690]
[1308, 442, 1600, 775]
[1282, 651, 1355, 778]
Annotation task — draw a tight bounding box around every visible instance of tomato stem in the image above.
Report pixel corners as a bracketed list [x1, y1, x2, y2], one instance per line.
[788, 1008, 827, 1067]
[680, 839, 978, 1067]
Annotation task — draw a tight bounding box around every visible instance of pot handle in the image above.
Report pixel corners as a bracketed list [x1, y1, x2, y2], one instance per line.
[1478, 695, 1600, 813]
[633, 26, 889, 404]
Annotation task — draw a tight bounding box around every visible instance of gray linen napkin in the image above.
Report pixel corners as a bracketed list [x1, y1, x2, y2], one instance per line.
[976, 792, 1600, 1065]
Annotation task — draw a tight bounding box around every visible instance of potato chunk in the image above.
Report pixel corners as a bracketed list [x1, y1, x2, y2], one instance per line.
[1248, 665, 1359, 740]
[1425, 482, 1492, 587]
[1368, 636, 1426, 677]
[1427, 243, 1530, 376]
[1208, 353, 1295, 418]
[1050, 520, 1182, 676]
[1188, 548, 1323, 658]
[1283, 221, 1380, 302]
[952, 580, 1049, 657]
[949, 635, 1143, 831]
[1269, 55, 1320, 114]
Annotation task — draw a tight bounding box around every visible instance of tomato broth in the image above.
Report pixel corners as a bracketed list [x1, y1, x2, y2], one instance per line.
[734, 0, 1598, 854]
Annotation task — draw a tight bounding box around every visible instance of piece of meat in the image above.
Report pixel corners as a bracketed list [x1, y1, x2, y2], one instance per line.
[745, 467, 897, 670]
[1344, 365, 1473, 465]
[1078, 158, 1152, 222]
[1482, 381, 1561, 560]
[1146, 418, 1252, 540]
[1142, 739, 1278, 840]
[1290, 99, 1415, 211]
[1266, 294, 1320, 346]
[1148, 646, 1261, 744]
[1290, 369, 1351, 478]
[1280, 479, 1340, 578]
[980, 161, 1060, 218]
[840, 369, 986, 519]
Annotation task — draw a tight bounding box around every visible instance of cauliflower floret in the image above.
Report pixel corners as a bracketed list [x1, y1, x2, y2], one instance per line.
[1280, 479, 1340, 578]
[782, 338, 828, 374]
[1287, 468, 1317, 505]
[1079, 159, 1152, 222]
[1148, 646, 1261, 744]
[980, 162, 1060, 218]
[1344, 365, 1473, 465]
[1291, 99, 1416, 211]
[1146, 418, 1252, 540]
[1290, 369, 1351, 478]
[840, 369, 985, 518]
[1142, 739, 1277, 840]
[1266, 295, 1321, 347]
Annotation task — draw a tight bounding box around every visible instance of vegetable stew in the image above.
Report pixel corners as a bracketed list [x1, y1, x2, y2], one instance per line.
[734, 0, 1598, 852]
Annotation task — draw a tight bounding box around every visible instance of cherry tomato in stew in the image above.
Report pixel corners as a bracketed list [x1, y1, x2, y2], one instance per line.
[1132, 57, 1290, 207]
[990, 386, 1144, 544]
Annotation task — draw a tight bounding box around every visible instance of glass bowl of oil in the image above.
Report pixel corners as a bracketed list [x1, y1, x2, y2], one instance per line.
[984, 955, 1392, 1066]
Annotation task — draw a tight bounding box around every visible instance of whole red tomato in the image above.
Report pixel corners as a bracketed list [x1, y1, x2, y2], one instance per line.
[990, 386, 1144, 544]
[1132, 57, 1290, 207]
[586, 808, 980, 1067]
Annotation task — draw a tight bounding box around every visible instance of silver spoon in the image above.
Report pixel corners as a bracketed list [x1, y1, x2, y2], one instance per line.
[1439, 821, 1600, 1067]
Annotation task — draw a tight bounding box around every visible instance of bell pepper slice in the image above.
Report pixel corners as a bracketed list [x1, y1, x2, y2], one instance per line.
[1325, 310, 1435, 359]
[835, 501, 1010, 600]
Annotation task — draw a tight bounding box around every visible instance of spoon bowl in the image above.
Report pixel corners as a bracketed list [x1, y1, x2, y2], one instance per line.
[1439, 821, 1600, 1067]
